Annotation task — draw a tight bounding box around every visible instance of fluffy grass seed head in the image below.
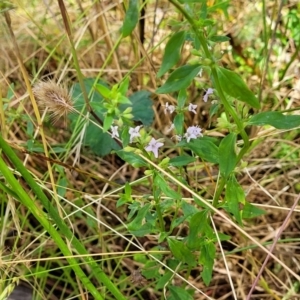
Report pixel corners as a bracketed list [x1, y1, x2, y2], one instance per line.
[32, 80, 74, 123]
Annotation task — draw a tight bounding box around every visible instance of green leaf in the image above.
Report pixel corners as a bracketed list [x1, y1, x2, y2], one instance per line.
[156, 64, 202, 94]
[85, 123, 120, 156]
[103, 113, 114, 132]
[154, 174, 181, 200]
[157, 31, 186, 78]
[186, 211, 208, 250]
[116, 150, 147, 167]
[210, 35, 231, 43]
[167, 238, 196, 267]
[142, 261, 160, 279]
[248, 111, 300, 129]
[182, 201, 198, 217]
[0, 1, 15, 13]
[173, 112, 184, 135]
[224, 175, 244, 225]
[121, 90, 154, 126]
[242, 202, 266, 219]
[122, 0, 139, 37]
[117, 95, 131, 104]
[95, 84, 111, 98]
[156, 271, 173, 289]
[199, 242, 215, 286]
[177, 89, 187, 109]
[127, 203, 151, 232]
[215, 67, 260, 109]
[129, 222, 154, 236]
[0, 136, 125, 300]
[71, 80, 153, 156]
[118, 77, 130, 95]
[168, 286, 194, 300]
[57, 177, 68, 198]
[178, 0, 206, 3]
[219, 133, 237, 178]
[169, 155, 196, 167]
[185, 137, 219, 164]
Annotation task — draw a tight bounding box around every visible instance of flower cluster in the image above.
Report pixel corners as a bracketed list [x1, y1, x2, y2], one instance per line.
[109, 87, 213, 159]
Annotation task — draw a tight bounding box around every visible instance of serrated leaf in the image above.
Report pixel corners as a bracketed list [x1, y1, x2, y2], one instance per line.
[219, 133, 237, 178]
[157, 31, 186, 78]
[248, 111, 300, 129]
[122, 0, 139, 37]
[215, 67, 260, 109]
[185, 137, 219, 164]
[156, 64, 202, 94]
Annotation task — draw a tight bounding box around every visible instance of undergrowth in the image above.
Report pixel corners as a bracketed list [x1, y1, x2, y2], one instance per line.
[0, 1, 300, 300]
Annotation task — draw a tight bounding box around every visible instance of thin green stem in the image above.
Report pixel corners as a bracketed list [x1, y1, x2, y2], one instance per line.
[169, 0, 251, 206]
[0, 135, 126, 300]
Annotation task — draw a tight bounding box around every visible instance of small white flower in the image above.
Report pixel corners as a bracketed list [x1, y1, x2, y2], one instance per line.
[198, 68, 203, 77]
[188, 103, 197, 114]
[172, 135, 182, 142]
[129, 125, 142, 143]
[145, 137, 164, 158]
[166, 123, 175, 133]
[203, 88, 214, 102]
[110, 126, 119, 138]
[184, 126, 203, 142]
[164, 102, 176, 114]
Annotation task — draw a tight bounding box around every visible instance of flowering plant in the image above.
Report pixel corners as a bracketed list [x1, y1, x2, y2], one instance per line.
[1, 1, 300, 299]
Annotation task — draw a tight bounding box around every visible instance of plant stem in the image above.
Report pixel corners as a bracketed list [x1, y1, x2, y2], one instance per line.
[0, 135, 126, 300]
[168, 0, 251, 206]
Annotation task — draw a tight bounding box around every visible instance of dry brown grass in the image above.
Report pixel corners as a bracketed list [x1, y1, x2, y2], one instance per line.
[0, 0, 300, 299]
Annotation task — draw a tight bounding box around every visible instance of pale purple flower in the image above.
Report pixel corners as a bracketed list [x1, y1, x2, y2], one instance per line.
[129, 125, 142, 143]
[145, 138, 164, 158]
[184, 126, 203, 142]
[188, 103, 197, 114]
[203, 88, 214, 102]
[164, 102, 176, 114]
[111, 126, 119, 138]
